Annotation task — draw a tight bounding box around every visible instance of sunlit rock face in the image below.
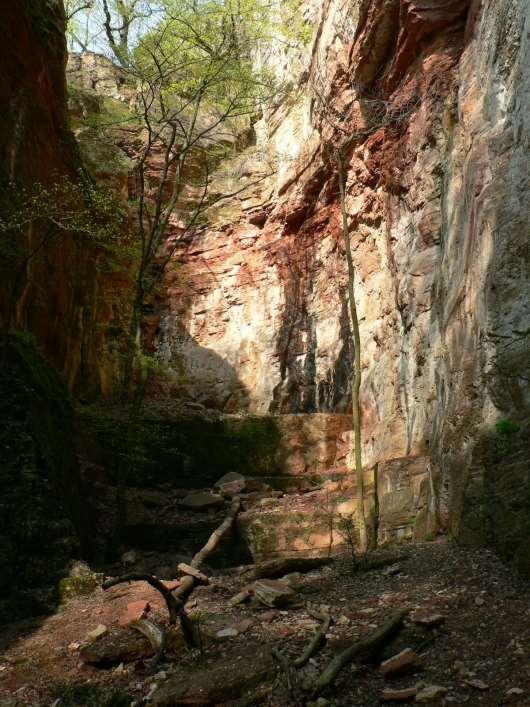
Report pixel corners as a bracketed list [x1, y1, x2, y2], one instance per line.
[152, 0, 529, 559]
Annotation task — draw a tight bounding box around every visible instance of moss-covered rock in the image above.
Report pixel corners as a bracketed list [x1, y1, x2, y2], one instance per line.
[459, 418, 530, 577]
[58, 560, 99, 603]
[0, 333, 89, 623]
[78, 408, 283, 489]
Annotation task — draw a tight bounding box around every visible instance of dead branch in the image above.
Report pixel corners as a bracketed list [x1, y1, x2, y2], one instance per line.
[311, 610, 408, 697]
[293, 607, 331, 668]
[177, 562, 209, 584]
[189, 496, 241, 569]
[131, 618, 164, 651]
[102, 498, 242, 647]
[272, 646, 298, 698]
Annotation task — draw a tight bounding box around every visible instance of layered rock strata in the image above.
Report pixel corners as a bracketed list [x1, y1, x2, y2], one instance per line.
[149, 0, 529, 565]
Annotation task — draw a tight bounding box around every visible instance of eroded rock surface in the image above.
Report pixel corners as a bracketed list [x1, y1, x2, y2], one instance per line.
[145, 0, 529, 567]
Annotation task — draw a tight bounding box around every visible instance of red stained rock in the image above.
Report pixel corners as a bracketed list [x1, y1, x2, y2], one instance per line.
[162, 580, 181, 591]
[380, 648, 421, 676]
[381, 686, 420, 702]
[118, 600, 150, 627]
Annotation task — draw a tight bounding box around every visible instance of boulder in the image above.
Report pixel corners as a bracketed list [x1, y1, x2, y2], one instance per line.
[504, 688, 524, 702]
[465, 679, 489, 690]
[216, 627, 238, 639]
[415, 685, 447, 703]
[80, 629, 155, 665]
[254, 579, 296, 608]
[121, 550, 137, 565]
[179, 492, 224, 511]
[150, 647, 274, 704]
[214, 472, 246, 495]
[411, 611, 445, 628]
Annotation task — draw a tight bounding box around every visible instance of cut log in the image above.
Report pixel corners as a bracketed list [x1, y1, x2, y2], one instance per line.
[312, 610, 408, 696]
[177, 563, 209, 584]
[229, 587, 253, 607]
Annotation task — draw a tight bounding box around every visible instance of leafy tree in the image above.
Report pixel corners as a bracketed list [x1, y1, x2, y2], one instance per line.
[107, 0, 289, 397]
[65, 1, 311, 401]
[65, 0, 96, 51]
[101, 0, 154, 66]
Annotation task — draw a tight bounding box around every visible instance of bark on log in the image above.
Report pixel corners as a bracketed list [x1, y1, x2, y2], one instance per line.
[272, 646, 299, 698]
[312, 610, 408, 696]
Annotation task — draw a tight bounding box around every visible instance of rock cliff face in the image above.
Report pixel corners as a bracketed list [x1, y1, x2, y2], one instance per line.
[150, 0, 529, 565]
[0, 3, 126, 395]
[1, 1, 527, 577]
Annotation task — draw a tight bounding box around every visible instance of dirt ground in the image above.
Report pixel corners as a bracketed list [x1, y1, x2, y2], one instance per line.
[0, 539, 528, 706]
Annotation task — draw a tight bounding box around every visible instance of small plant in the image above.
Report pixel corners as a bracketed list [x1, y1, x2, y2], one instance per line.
[495, 418, 520, 435]
[338, 513, 357, 569]
[489, 418, 521, 463]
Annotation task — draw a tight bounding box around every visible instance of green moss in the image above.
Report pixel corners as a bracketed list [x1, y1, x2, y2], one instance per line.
[78, 408, 282, 488]
[50, 683, 130, 707]
[495, 418, 520, 435]
[58, 561, 99, 602]
[459, 419, 530, 577]
[0, 333, 87, 623]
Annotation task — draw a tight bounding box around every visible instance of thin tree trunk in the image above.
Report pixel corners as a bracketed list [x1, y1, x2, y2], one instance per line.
[122, 292, 142, 398]
[336, 148, 367, 553]
[372, 462, 379, 550]
[312, 610, 408, 696]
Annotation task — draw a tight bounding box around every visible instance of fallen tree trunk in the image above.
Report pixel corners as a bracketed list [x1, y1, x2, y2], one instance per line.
[312, 610, 408, 697]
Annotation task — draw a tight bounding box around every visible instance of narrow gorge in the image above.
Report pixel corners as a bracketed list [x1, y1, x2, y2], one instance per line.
[0, 1, 528, 705]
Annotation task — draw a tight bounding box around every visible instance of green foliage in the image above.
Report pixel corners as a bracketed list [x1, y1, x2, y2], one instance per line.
[0, 175, 127, 251]
[79, 406, 282, 487]
[135, 0, 281, 125]
[490, 418, 521, 463]
[338, 513, 358, 568]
